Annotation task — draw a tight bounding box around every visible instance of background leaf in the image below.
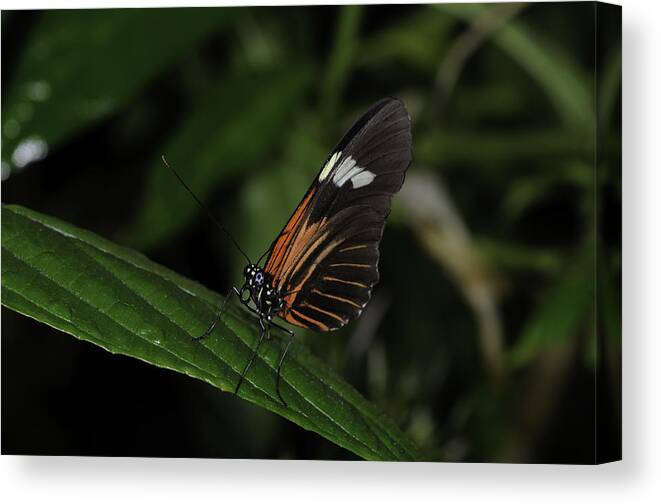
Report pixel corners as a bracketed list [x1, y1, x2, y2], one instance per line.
[2, 8, 237, 173]
[123, 66, 312, 250]
[320, 5, 364, 122]
[357, 8, 453, 74]
[508, 241, 595, 369]
[1, 204, 421, 461]
[437, 3, 592, 129]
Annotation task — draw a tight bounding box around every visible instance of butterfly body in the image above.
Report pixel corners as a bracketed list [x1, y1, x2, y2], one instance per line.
[241, 264, 283, 323]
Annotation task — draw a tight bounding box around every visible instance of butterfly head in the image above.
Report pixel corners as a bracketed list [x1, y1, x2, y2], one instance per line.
[243, 264, 263, 286]
[242, 264, 283, 316]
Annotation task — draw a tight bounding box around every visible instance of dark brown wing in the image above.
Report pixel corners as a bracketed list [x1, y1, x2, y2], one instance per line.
[276, 206, 383, 331]
[264, 98, 412, 331]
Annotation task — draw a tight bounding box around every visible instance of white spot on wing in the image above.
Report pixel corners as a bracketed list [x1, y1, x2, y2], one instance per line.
[331, 155, 376, 189]
[333, 157, 358, 186]
[339, 166, 363, 187]
[351, 170, 375, 188]
[319, 150, 341, 181]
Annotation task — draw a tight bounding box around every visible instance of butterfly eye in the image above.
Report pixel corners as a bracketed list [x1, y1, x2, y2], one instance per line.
[245, 265, 261, 281]
[255, 272, 264, 286]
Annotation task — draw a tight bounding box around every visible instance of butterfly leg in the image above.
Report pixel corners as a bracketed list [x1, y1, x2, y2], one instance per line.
[233, 310, 294, 407]
[269, 323, 295, 407]
[193, 286, 241, 342]
[234, 317, 267, 396]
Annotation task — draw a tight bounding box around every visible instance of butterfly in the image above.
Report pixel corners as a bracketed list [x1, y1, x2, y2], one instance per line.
[164, 97, 412, 406]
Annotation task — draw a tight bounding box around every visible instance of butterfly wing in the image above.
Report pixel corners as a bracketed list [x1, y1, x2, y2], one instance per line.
[264, 98, 412, 331]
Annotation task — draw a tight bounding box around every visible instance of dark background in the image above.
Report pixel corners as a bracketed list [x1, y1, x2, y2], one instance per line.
[1, 3, 621, 463]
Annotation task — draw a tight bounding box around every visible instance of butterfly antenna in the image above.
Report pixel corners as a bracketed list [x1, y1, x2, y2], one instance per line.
[161, 155, 252, 264]
[256, 230, 291, 266]
[256, 247, 271, 266]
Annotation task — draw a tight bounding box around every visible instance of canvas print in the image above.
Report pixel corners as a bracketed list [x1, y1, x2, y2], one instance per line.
[1, 2, 621, 463]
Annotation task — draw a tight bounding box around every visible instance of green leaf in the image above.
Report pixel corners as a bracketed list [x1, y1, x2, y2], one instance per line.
[2, 8, 236, 173]
[436, 3, 592, 128]
[320, 5, 364, 122]
[124, 66, 312, 250]
[508, 242, 594, 369]
[416, 128, 590, 168]
[476, 239, 563, 274]
[452, 82, 529, 121]
[1, 204, 421, 461]
[501, 161, 594, 221]
[357, 8, 453, 74]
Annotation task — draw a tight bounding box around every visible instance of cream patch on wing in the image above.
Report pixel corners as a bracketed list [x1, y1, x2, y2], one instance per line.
[319, 151, 341, 181]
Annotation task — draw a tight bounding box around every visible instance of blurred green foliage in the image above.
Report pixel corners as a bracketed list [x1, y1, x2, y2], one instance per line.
[2, 9, 236, 167]
[1, 3, 620, 462]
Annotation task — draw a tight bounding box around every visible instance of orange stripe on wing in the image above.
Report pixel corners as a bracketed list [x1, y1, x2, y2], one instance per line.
[328, 263, 372, 268]
[303, 303, 345, 323]
[311, 288, 362, 308]
[322, 276, 369, 288]
[277, 221, 333, 299]
[338, 244, 369, 253]
[285, 308, 329, 331]
[277, 219, 325, 290]
[265, 187, 316, 277]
